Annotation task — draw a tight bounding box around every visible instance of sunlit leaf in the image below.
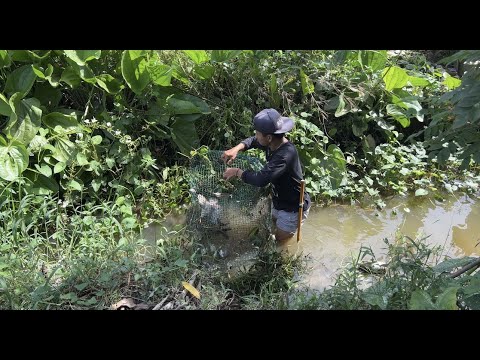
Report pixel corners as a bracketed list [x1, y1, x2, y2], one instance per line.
[181, 281, 200, 299]
[382, 66, 408, 91]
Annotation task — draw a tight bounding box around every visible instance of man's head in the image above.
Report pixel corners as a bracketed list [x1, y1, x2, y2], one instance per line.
[253, 109, 294, 135]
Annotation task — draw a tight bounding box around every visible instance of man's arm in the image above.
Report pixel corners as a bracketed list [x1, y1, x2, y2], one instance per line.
[222, 136, 262, 164]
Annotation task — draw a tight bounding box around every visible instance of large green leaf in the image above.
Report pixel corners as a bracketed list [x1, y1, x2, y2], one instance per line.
[0, 50, 11, 68]
[193, 64, 214, 80]
[147, 63, 172, 86]
[52, 137, 76, 163]
[408, 75, 431, 87]
[0, 93, 12, 116]
[60, 67, 81, 88]
[386, 104, 410, 128]
[300, 69, 314, 95]
[335, 94, 348, 117]
[65, 58, 96, 84]
[42, 112, 80, 135]
[24, 169, 58, 195]
[437, 147, 451, 164]
[443, 74, 461, 90]
[121, 50, 150, 94]
[359, 50, 387, 71]
[5, 97, 42, 144]
[170, 116, 199, 154]
[4, 65, 37, 98]
[0, 138, 29, 181]
[464, 294, 480, 310]
[172, 93, 210, 114]
[433, 257, 476, 273]
[435, 287, 459, 310]
[64, 50, 101, 66]
[146, 101, 169, 126]
[211, 50, 242, 62]
[393, 95, 424, 122]
[382, 66, 408, 91]
[95, 74, 123, 94]
[166, 94, 210, 116]
[408, 289, 436, 310]
[183, 50, 209, 64]
[33, 82, 62, 108]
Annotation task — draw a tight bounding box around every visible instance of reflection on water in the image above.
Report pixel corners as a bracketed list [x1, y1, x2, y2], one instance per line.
[280, 193, 480, 291]
[140, 194, 480, 292]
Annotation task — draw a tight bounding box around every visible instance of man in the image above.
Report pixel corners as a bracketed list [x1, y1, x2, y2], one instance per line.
[222, 108, 311, 243]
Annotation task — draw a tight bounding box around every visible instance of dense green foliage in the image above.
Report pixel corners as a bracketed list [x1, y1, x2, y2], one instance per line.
[1, 50, 479, 309]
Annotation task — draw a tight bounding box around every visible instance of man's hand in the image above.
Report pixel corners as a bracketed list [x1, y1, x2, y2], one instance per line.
[221, 148, 238, 165]
[223, 167, 240, 181]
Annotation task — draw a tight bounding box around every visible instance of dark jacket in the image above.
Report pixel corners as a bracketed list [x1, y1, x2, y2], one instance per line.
[240, 136, 311, 212]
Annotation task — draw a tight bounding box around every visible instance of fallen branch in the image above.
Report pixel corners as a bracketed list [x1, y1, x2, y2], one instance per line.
[450, 257, 480, 278]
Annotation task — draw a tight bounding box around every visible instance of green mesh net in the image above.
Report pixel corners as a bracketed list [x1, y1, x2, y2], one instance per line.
[186, 149, 271, 260]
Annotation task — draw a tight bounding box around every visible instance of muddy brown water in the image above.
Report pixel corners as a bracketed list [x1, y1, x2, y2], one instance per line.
[280, 193, 480, 291]
[142, 193, 480, 291]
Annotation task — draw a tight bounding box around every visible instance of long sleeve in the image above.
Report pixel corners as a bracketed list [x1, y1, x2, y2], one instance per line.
[241, 136, 267, 151]
[241, 149, 291, 187]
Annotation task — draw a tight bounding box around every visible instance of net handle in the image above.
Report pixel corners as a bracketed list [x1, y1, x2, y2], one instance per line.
[296, 180, 306, 243]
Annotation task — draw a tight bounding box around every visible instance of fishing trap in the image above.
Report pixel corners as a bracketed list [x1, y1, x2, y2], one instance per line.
[186, 149, 271, 259]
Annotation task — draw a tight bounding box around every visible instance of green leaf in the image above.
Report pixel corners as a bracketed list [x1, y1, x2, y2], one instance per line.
[386, 104, 410, 128]
[0, 139, 29, 181]
[443, 74, 461, 90]
[335, 94, 348, 117]
[95, 74, 123, 94]
[408, 289, 436, 310]
[361, 280, 389, 309]
[60, 67, 81, 88]
[76, 153, 89, 166]
[121, 50, 149, 94]
[193, 64, 214, 80]
[211, 50, 242, 62]
[68, 179, 83, 191]
[171, 116, 199, 154]
[5, 97, 42, 144]
[33, 81, 62, 108]
[53, 137, 75, 163]
[408, 76, 431, 87]
[34, 163, 52, 177]
[24, 169, 58, 195]
[183, 50, 209, 64]
[91, 135, 102, 145]
[91, 178, 102, 192]
[64, 50, 101, 66]
[42, 112, 79, 133]
[352, 118, 368, 137]
[359, 50, 387, 71]
[435, 287, 459, 310]
[382, 66, 408, 91]
[464, 294, 480, 310]
[299, 69, 314, 95]
[147, 63, 172, 86]
[65, 58, 96, 84]
[0, 50, 11, 68]
[0, 93, 12, 116]
[415, 188, 428, 196]
[437, 147, 451, 164]
[5, 65, 37, 98]
[106, 157, 115, 169]
[433, 256, 475, 273]
[172, 93, 210, 114]
[462, 278, 480, 297]
[53, 162, 66, 174]
[167, 98, 202, 115]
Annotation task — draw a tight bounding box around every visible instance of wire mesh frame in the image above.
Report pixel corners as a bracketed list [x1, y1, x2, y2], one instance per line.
[186, 150, 271, 258]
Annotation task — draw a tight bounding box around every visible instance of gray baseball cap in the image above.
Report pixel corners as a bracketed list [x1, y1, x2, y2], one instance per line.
[253, 108, 294, 134]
